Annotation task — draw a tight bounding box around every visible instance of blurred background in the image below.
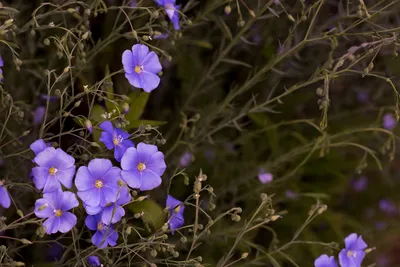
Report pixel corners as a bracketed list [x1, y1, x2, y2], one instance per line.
[1, 0, 400, 266]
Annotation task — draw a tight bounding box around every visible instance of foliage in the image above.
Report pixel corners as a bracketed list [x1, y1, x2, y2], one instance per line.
[0, 0, 399, 266]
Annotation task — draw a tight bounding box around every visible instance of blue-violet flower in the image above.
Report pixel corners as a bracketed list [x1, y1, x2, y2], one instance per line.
[75, 158, 121, 207]
[32, 147, 76, 193]
[121, 142, 166, 191]
[34, 191, 78, 234]
[122, 44, 162, 92]
[85, 214, 118, 248]
[166, 195, 184, 234]
[99, 121, 134, 162]
[338, 233, 367, 267]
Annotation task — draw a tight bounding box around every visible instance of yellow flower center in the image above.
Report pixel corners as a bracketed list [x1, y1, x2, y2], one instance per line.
[95, 180, 104, 189]
[137, 162, 146, 172]
[347, 250, 356, 257]
[135, 66, 142, 74]
[97, 222, 104, 231]
[49, 167, 58, 175]
[113, 135, 123, 145]
[54, 209, 62, 217]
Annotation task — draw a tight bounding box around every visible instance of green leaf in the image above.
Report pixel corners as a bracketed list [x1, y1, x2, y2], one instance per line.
[126, 120, 167, 130]
[90, 104, 106, 123]
[126, 199, 165, 230]
[125, 91, 150, 121]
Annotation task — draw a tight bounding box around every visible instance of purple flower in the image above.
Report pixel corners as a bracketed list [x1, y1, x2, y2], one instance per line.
[0, 184, 11, 208]
[166, 195, 184, 234]
[258, 168, 273, 184]
[379, 199, 397, 215]
[375, 221, 387, 231]
[32, 147, 76, 193]
[33, 106, 46, 125]
[30, 139, 51, 156]
[85, 214, 118, 248]
[46, 242, 63, 261]
[356, 91, 368, 103]
[179, 152, 192, 167]
[383, 113, 396, 130]
[121, 142, 166, 191]
[155, 0, 180, 30]
[75, 158, 121, 207]
[129, 0, 137, 7]
[285, 190, 298, 199]
[84, 185, 131, 224]
[88, 256, 102, 266]
[34, 191, 78, 234]
[99, 121, 134, 162]
[122, 44, 162, 93]
[338, 233, 367, 267]
[352, 176, 367, 192]
[314, 254, 338, 267]
[0, 54, 3, 81]
[40, 94, 58, 102]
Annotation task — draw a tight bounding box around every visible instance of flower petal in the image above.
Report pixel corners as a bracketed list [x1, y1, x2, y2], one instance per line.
[0, 186, 10, 209]
[114, 145, 127, 162]
[166, 195, 182, 210]
[85, 204, 103, 215]
[338, 249, 349, 267]
[34, 198, 53, 218]
[54, 148, 75, 169]
[88, 158, 112, 179]
[30, 139, 49, 156]
[121, 147, 138, 170]
[132, 44, 149, 65]
[56, 166, 75, 188]
[100, 131, 114, 150]
[92, 230, 108, 248]
[351, 236, 367, 250]
[147, 151, 166, 176]
[44, 216, 61, 234]
[117, 186, 131, 205]
[60, 191, 79, 211]
[78, 188, 100, 207]
[138, 72, 161, 93]
[101, 205, 125, 224]
[125, 73, 141, 88]
[34, 147, 56, 167]
[122, 50, 134, 74]
[344, 233, 358, 249]
[137, 143, 158, 163]
[99, 121, 114, 134]
[102, 167, 121, 188]
[101, 186, 119, 206]
[139, 170, 162, 191]
[121, 170, 141, 189]
[85, 215, 98, 230]
[75, 166, 94, 191]
[58, 212, 77, 233]
[32, 166, 49, 190]
[142, 52, 162, 74]
[43, 176, 62, 193]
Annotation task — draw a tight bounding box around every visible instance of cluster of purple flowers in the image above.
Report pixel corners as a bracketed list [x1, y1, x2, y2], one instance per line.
[31, 141, 79, 234]
[314, 233, 368, 267]
[30, 119, 185, 251]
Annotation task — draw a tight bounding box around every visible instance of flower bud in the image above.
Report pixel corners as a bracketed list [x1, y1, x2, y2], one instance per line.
[224, 5, 231, 15]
